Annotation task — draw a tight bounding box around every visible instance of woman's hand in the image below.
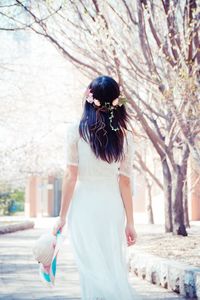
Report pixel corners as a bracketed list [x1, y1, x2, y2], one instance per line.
[125, 223, 137, 247]
[52, 216, 66, 236]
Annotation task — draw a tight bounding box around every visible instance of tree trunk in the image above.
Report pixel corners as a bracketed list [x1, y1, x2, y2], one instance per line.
[171, 165, 188, 236]
[162, 159, 173, 232]
[183, 179, 190, 228]
[171, 144, 190, 236]
[145, 178, 154, 224]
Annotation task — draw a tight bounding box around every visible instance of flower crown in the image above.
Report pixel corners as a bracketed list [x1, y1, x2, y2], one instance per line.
[85, 88, 127, 131]
[85, 88, 127, 108]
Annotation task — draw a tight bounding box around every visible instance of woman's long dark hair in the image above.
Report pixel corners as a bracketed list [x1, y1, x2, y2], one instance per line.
[79, 75, 131, 163]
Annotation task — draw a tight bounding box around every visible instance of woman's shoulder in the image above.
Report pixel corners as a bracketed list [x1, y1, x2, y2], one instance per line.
[66, 120, 80, 141]
[123, 128, 133, 142]
[67, 120, 79, 130]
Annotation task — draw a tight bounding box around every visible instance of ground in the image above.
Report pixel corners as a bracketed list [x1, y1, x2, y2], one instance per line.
[133, 222, 200, 268]
[0, 217, 186, 300]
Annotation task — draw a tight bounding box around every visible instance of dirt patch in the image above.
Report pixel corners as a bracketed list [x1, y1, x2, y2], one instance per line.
[133, 223, 200, 268]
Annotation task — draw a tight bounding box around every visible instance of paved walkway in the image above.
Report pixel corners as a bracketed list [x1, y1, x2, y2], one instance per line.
[0, 219, 186, 300]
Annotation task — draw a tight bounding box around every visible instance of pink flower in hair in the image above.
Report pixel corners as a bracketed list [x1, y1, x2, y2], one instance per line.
[86, 88, 101, 106]
[112, 98, 119, 106]
[86, 92, 94, 103]
[93, 99, 101, 106]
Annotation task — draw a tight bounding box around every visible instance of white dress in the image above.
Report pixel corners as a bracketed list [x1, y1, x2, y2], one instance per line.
[66, 121, 140, 300]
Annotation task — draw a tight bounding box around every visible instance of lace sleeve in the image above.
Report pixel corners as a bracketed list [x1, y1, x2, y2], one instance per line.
[65, 122, 79, 166]
[118, 131, 135, 178]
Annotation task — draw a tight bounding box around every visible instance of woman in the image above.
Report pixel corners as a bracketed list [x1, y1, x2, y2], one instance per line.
[53, 75, 138, 299]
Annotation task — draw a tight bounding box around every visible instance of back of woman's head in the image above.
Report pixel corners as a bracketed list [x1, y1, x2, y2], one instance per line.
[79, 75, 131, 163]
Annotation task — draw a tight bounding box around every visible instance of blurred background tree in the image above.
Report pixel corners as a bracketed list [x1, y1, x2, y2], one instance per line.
[0, 0, 199, 235]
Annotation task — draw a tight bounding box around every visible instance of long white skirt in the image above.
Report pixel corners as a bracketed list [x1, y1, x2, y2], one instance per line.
[67, 177, 140, 300]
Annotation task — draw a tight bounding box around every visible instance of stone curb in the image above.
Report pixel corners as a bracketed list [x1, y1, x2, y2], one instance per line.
[129, 250, 200, 299]
[0, 220, 35, 234]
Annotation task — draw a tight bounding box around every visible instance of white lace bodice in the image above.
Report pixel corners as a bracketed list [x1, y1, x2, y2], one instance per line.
[65, 121, 135, 180]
